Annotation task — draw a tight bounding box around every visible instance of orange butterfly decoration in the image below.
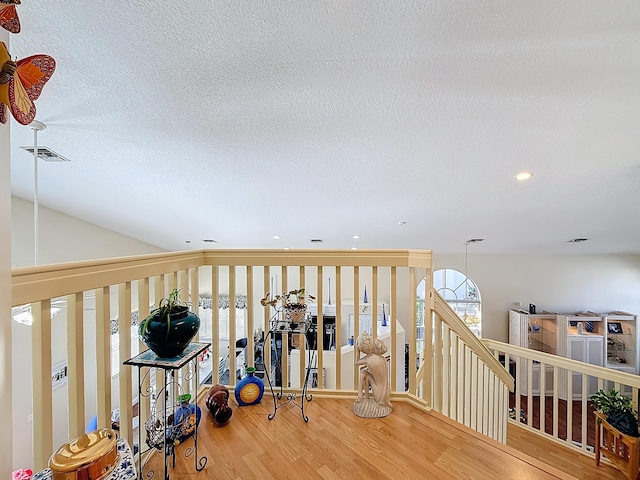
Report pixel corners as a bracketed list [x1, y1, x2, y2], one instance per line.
[0, 0, 20, 34]
[0, 41, 55, 125]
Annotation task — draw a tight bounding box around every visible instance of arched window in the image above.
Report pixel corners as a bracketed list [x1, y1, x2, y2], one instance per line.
[432, 268, 482, 337]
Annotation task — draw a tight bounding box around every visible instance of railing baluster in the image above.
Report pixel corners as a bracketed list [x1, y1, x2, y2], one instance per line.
[297, 266, 305, 387]
[261, 266, 268, 387]
[469, 352, 479, 430]
[335, 266, 342, 390]
[581, 375, 588, 452]
[32, 299, 53, 471]
[316, 265, 323, 388]
[483, 364, 489, 435]
[353, 266, 359, 389]
[553, 365, 559, 438]
[433, 314, 443, 412]
[154, 275, 164, 400]
[567, 367, 573, 446]
[540, 361, 546, 435]
[408, 267, 417, 395]
[118, 282, 133, 445]
[515, 352, 521, 423]
[67, 291, 85, 439]
[527, 359, 533, 428]
[390, 266, 396, 393]
[464, 345, 471, 427]
[476, 355, 483, 433]
[442, 323, 450, 416]
[372, 266, 378, 340]
[138, 278, 151, 425]
[451, 334, 458, 421]
[95, 287, 111, 430]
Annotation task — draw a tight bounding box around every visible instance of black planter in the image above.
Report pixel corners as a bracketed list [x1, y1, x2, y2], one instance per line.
[139, 306, 200, 358]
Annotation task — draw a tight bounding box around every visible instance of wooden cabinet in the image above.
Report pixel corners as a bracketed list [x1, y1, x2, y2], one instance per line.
[509, 310, 557, 354]
[566, 334, 604, 399]
[510, 310, 639, 399]
[604, 312, 638, 375]
[509, 310, 557, 395]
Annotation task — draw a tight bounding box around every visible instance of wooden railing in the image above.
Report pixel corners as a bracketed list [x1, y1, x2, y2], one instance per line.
[415, 292, 514, 442]
[484, 339, 640, 456]
[9, 249, 514, 471]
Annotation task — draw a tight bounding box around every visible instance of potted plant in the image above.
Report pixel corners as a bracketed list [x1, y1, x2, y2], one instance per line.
[590, 388, 639, 437]
[139, 289, 200, 358]
[260, 288, 315, 329]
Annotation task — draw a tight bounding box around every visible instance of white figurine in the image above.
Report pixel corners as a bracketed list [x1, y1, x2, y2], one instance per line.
[353, 333, 392, 418]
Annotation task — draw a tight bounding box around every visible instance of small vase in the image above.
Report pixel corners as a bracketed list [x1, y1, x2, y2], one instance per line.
[235, 367, 264, 406]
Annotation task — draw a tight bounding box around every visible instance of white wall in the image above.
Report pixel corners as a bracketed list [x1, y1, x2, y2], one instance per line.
[1, 26, 13, 479]
[11, 195, 165, 267]
[433, 254, 640, 342]
[11, 198, 165, 470]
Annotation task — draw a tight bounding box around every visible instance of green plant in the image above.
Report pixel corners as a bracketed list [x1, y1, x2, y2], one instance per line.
[260, 288, 315, 310]
[140, 289, 188, 340]
[590, 388, 635, 417]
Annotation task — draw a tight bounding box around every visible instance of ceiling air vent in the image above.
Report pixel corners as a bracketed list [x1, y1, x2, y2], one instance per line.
[20, 146, 70, 162]
[310, 239, 324, 243]
[568, 238, 589, 243]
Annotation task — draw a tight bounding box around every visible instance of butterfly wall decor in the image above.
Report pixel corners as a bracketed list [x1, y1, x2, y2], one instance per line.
[0, 0, 20, 34]
[0, 41, 55, 125]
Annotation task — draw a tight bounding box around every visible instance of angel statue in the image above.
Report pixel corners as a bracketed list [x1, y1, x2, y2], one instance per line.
[353, 332, 392, 418]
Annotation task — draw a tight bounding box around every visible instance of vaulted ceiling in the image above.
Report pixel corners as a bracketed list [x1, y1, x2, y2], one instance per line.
[8, 1, 640, 254]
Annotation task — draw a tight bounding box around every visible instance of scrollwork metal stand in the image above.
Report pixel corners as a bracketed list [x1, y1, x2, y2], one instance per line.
[124, 342, 210, 480]
[263, 315, 316, 422]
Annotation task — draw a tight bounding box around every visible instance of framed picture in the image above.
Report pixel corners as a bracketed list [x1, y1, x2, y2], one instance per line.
[307, 367, 326, 389]
[608, 322, 623, 334]
[52, 361, 68, 391]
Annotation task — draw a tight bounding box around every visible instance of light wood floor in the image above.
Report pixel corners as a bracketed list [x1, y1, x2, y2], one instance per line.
[140, 396, 625, 480]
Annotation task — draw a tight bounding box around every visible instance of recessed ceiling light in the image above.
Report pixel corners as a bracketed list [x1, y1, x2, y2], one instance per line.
[568, 238, 590, 243]
[398, 221, 407, 225]
[273, 235, 281, 240]
[351, 247, 358, 250]
[352, 235, 360, 239]
[515, 172, 533, 181]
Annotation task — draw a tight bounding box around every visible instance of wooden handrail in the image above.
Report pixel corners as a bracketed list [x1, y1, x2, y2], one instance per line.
[434, 292, 514, 391]
[484, 339, 640, 388]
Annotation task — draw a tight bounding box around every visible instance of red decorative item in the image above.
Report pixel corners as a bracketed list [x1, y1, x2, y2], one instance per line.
[0, 41, 55, 125]
[0, 0, 20, 34]
[11, 469, 33, 480]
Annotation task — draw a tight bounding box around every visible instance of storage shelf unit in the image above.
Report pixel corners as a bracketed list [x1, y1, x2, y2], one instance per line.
[604, 312, 638, 374]
[557, 315, 604, 400]
[508, 310, 557, 395]
[509, 309, 638, 399]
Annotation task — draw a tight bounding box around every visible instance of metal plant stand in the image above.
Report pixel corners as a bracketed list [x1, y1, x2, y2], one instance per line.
[263, 317, 316, 422]
[124, 342, 210, 480]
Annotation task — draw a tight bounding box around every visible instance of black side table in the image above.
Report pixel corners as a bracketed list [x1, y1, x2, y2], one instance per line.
[124, 342, 210, 480]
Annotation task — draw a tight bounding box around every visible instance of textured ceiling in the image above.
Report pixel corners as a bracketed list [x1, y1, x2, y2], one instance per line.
[7, 1, 640, 254]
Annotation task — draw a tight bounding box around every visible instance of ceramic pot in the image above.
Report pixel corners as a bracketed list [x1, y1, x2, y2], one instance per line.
[139, 306, 200, 358]
[234, 367, 264, 406]
[206, 384, 233, 425]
